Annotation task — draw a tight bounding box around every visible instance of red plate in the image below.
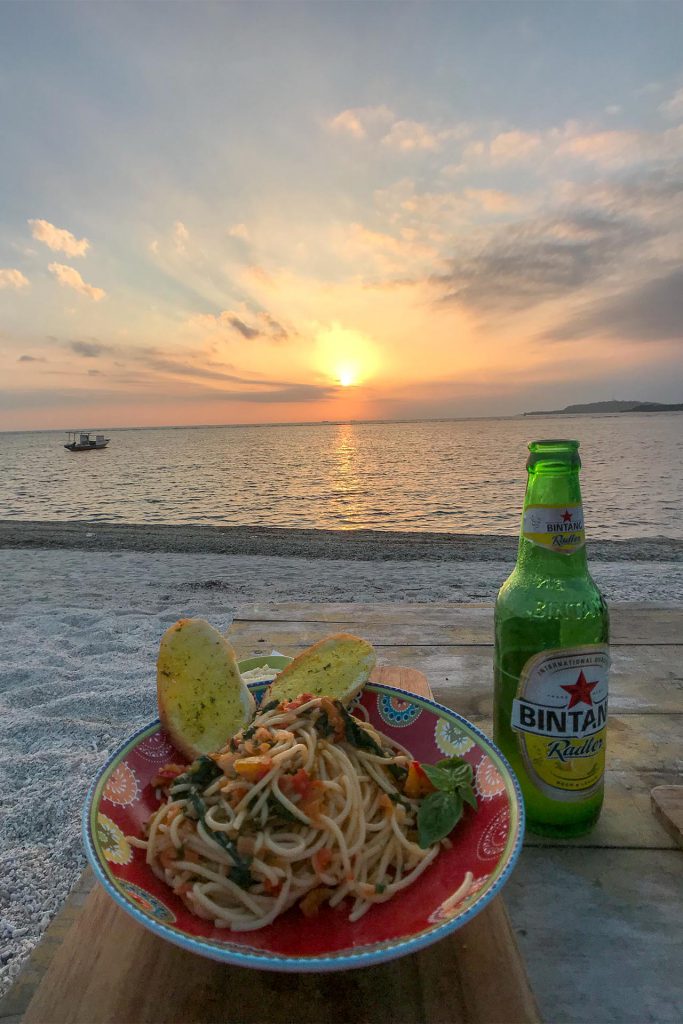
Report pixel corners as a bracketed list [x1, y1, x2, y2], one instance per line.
[83, 669, 524, 972]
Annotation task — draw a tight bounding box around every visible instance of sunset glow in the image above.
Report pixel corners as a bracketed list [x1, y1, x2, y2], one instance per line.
[0, 4, 682, 430]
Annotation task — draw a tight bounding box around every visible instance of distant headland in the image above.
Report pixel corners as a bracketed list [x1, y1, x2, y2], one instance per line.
[524, 400, 683, 416]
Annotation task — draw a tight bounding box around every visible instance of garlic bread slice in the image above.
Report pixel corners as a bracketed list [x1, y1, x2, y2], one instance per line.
[263, 633, 375, 706]
[157, 618, 255, 760]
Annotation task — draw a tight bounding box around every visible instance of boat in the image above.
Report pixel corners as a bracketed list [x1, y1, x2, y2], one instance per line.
[64, 431, 110, 452]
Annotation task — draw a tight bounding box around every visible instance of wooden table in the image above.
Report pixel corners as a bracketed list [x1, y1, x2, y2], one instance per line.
[3, 602, 681, 1024]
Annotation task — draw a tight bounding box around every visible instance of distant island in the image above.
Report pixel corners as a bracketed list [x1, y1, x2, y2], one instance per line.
[524, 400, 683, 416]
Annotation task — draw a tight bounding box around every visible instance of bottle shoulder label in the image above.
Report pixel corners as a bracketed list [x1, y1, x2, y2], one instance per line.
[511, 645, 609, 801]
[522, 504, 585, 553]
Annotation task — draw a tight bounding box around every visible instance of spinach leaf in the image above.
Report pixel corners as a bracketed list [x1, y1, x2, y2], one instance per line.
[171, 755, 222, 793]
[340, 704, 385, 756]
[267, 793, 302, 824]
[258, 699, 280, 715]
[339, 704, 406, 782]
[169, 758, 253, 889]
[314, 710, 335, 739]
[388, 791, 412, 811]
[187, 790, 206, 821]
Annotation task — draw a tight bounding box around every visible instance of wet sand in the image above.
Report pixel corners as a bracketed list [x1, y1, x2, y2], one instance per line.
[1, 519, 680, 562]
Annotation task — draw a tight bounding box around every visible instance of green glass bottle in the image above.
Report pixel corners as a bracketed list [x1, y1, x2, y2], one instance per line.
[494, 439, 609, 837]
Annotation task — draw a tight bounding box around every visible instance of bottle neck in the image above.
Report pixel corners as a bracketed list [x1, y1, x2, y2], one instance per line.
[516, 464, 588, 575]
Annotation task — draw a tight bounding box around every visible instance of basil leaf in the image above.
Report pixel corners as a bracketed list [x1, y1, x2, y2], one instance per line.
[436, 756, 473, 782]
[422, 764, 459, 792]
[417, 791, 463, 848]
[460, 782, 478, 810]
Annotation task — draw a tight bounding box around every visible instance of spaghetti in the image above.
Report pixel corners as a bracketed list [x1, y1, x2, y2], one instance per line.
[132, 694, 450, 931]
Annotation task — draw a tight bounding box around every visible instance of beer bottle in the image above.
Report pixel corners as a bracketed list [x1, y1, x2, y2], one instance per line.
[494, 439, 609, 837]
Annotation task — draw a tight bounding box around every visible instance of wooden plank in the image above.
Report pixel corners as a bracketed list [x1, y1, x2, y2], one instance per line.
[19, 665, 538, 1024]
[230, 634, 683, 717]
[0, 874, 94, 1024]
[507, 848, 683, 1024]
[233, 602, 683, 646]
[22, 888, 539, 1024]
[229, 627, 680, 850]
[431, 710, 682, 779]
[525, 770, 679, 851]
[651, 786, 683, 848]
[370, 663, 433, 698]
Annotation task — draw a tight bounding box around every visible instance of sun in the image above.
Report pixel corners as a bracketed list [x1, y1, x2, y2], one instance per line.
[315, 323, 380, 389]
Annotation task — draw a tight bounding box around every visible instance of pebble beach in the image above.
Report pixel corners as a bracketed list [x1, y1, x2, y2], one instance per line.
[1, 521, 682, 997]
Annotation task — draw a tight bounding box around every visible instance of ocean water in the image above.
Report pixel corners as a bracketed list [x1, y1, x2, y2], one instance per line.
[1, 414, 681, 538]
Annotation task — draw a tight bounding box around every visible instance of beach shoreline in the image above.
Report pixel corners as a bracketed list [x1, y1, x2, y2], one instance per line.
[1, 519, 681, 562]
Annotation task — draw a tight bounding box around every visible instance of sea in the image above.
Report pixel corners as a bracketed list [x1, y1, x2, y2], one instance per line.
[1, 414, 681, 539]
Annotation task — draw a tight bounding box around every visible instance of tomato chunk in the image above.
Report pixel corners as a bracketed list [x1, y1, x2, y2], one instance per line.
[234, 756, 273, 782]
[404, 760, 436, 799]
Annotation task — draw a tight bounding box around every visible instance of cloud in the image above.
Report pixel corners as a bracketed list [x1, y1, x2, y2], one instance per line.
[0, 381, 337, 414]
[436, 209, 650, 313]
[48, 263, 106, 301]
[455, 118, 683, 175]
[232, 384, 336, 404]
[70, 340, 112, 357]
[329, 106, 466, 153]
[327, 105, 393, 139]
[463, 188, 526, 213]
[553, 170, 683, 226]
[489, 130, 542, 163]
[143, 355, 270, 384]
[0, 268, 29, 289]
[228, 316, 259, 339]
[28, 219, 89, 257]
[557, 129, 645, 167]
[195, 307, 291, 342]
[556, 122, 683, 168]
[173, 221, 189, 254]
[149, 239, 160, 254]
[18, 354, 45, 362]
[659, 86, 683, 121]
[545, 268, 683, 343]
[228, 223, 250, 241]
[381, 120, 443, 152]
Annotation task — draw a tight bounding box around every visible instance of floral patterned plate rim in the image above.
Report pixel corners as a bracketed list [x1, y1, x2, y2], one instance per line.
[83, 658, 524, 973]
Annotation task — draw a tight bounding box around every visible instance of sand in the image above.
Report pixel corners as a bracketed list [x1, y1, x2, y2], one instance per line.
[1, 522, 682, 997]
[2, 518, 681, 562]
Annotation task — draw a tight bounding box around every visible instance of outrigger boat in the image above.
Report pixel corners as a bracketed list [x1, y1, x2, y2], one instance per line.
[64, 431, 110, 452]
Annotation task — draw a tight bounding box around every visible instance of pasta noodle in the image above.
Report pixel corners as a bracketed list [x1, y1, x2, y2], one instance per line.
[131, 694, 449, 931]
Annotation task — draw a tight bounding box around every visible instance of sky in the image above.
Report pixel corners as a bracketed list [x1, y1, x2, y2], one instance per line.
[1, 1, 682, 430]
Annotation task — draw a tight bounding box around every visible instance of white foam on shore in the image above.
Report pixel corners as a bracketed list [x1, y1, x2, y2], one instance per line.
[1, 548, 681, 996]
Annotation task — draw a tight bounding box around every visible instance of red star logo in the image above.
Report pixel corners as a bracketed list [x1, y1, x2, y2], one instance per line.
[561, 671, 598, 708]
[561, 510, 573, 522]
